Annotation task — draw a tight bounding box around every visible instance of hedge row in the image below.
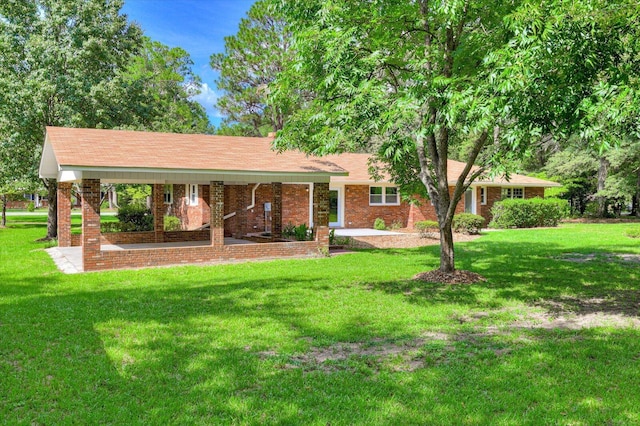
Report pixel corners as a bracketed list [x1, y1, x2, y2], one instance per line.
[490, 197, 568, 228]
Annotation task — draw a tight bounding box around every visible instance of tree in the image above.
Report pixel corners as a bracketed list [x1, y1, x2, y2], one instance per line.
[211, 0, 295, 136]
[489, 0, 640, 217]
[93, 37, 213, 134]
[273, 0, 518, 274]
[0, 0, 142, 239]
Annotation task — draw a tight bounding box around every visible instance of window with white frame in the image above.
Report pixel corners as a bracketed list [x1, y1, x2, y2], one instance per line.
[164, 184, 173, 204]
[480, 186, 487, 205]
[501, 187, 524, 199]
[369, 186, 400, 205]
[187, 184, 198, 206]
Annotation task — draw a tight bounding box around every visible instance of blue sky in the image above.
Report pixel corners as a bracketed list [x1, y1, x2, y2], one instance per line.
[122, 0, 257, 127]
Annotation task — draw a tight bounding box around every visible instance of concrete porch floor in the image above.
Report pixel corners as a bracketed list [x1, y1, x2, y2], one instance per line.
[46, 237, 256, 274]
[332, 228, 404, 237]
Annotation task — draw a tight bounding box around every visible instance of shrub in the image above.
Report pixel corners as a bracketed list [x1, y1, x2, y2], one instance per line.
[452, 213, 485, 235]
[490, 197, 568, 228]
[100, 221, 138, 233]
[373, 217, 386, 230]
[414, 220, 439, 239]
[282, 222, 296, 239]
[389, 220, 403, 230]
[329, 229, 335, 245]
[27, 202, 35, 212]
[626, 228, 640, 239]
[116, 204, 153, 232]
[164, 215, 181, 231]
[294, 223, 312, 241]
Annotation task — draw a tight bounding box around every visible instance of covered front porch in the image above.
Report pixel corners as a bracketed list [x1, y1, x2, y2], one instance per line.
[40, 127, 347, 272]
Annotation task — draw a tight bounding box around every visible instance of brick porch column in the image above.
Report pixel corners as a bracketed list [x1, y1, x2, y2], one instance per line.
[81, 179, 101, 271]
[271, 182, 282, 239]
[313, 182, 330, 246]
[234, 184, 248, 238]
[57, 182, 72, 247]
[152, 184, 164, 243]
[210, 181, 224, 246]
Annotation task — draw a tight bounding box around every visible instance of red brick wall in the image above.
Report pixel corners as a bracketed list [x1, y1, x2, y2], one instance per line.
[283, 184, 310, 226]
[57, 183, 72, 247]
[342, 185, 410, 228]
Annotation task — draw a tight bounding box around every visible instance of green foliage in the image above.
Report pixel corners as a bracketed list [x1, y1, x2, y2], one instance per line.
[328, 228, 335, 245]
[211, 0, 294, 135]
[415, 220, 439, 239]
[490, 198, 569, 229]
[282, 222, 296, 239]
[293, 223, 311, 241]
[116, 205, 153, 232]
[164, 215, 181, 231]
[26, 202, 35, 212]
[373, 218, 386, 231]
[452, 214, 485, 235]
[117, 185, 152, 208]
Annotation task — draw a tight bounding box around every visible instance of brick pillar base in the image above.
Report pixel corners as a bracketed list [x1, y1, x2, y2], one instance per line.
[57, 182, 72, 247]
[210, 181, 224, 246]
[81, 179, 101, 271]
[152, 184, 164, 243]
[271, 182, 282, 239]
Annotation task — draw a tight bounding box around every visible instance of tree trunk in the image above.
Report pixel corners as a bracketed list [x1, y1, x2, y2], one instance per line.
[439, 221, 455, 272]
[1, 194, 6, 228]
[46, 179, 58, 239]
[596, 156, 609, 218]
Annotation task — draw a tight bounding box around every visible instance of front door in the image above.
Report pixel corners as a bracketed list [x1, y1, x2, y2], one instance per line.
[329, 189, 341, 227]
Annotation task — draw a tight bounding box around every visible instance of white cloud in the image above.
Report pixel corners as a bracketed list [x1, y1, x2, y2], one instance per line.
[191, 83, 223, 118]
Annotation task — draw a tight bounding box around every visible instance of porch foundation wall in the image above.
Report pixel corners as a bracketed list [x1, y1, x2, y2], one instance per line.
[82, 241, 324, 272]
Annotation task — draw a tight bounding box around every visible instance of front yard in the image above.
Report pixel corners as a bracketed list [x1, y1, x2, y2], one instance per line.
[1, 220, 639, 424]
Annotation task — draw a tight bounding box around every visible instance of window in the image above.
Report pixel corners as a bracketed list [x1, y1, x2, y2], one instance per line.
[187, 184, 198, 206]
[369, 186, 400, 205]
[501, 187, 524, 199]
[480, 186, 487, 205]
[164, 184, 173, 204]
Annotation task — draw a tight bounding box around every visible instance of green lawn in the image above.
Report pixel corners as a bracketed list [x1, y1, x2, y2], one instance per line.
[1, 221, 639, 425]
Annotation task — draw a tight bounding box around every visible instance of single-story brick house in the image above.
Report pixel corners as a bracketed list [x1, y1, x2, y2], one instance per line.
[39, 126, 558, 271]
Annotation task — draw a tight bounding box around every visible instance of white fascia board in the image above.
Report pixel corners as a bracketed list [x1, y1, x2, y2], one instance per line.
[330, 179, 393, 185]
[58, 170, 83, 182]
[66, 166, 337, 184]
[38, 137, 59, 179]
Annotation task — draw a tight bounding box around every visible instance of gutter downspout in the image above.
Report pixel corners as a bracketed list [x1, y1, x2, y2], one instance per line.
[223, 183, 261, 220]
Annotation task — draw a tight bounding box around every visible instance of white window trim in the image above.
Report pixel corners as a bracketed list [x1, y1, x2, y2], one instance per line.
[502, 187, 525, 199]
[480, 186, 487, 205]
[369, 185, 400, 206]
[187, 184, 199, 206]
[164, 184, 173, 205]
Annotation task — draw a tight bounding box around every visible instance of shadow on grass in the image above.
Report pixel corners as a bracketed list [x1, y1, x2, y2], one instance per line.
[3, 273, 639, 424]
[364, 238, 640, 318]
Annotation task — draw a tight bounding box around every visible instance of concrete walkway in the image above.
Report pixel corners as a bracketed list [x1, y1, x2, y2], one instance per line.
[46, 238, 256, 274]
[333, 228, 404, 237]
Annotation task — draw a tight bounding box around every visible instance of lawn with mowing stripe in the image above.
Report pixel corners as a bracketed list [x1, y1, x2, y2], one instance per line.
[1, 221, 639, 425]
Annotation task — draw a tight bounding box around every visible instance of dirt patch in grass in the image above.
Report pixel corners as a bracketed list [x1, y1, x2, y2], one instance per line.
[558, 252, 640, 264]
[413, 269, 486, 284]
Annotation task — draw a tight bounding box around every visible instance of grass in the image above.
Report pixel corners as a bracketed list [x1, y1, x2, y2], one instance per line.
[1, 221, 639, 424]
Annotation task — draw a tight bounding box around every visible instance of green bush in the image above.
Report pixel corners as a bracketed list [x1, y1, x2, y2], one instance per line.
[373, 217, 386, 230]
[414, 220, 439, 239]
[282, 223, 296, 239]
[452, 213, 485, 235]
[490, 197, 568, 228]
[164, 215, 181, 231]
[100, 221, 138, 233]
[27, 202, 35, 212]
[116, 204, 153, 232]
[294, 223, 312, 241]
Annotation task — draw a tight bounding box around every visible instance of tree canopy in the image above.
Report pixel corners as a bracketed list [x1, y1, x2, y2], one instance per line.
[211, 0, 294, 136]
